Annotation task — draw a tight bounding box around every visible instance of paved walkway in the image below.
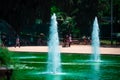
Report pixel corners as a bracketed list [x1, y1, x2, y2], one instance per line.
[8, 45, 120, 54]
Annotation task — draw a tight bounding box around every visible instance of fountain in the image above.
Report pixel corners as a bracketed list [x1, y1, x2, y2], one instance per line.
[4, 16, 120, 80]
[91, 17, 100, 62]
[47, 13, 61, 74]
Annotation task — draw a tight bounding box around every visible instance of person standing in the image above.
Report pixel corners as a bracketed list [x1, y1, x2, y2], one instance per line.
[1, 32, 7, 47]
[68, 34, 72, 47]
[62, 34, 68, 47]
[82, 36, 87, 45]
[15, 36, 20, 48]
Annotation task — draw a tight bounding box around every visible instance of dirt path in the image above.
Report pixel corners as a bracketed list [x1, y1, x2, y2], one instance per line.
[7, 45, 120, 54]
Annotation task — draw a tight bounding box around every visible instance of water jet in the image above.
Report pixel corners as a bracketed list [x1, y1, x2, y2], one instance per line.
[91, 17, 100, 62]
[47, 13, 61, 74]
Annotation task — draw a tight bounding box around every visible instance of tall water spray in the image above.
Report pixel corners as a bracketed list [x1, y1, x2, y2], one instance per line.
[47, 13, 61, 74]
[91, 17, 100, 62]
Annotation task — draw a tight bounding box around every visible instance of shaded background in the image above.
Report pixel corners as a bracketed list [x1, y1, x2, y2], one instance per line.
[0, 0, 120, 41]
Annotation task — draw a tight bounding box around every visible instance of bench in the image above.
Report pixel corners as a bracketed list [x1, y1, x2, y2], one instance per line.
[0, 67, 12, 80]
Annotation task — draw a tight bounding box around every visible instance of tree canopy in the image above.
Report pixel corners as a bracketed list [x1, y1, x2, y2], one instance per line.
[0, 0, 120, 37]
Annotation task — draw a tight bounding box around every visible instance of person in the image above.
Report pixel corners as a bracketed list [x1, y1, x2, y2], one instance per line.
[87, 36, 91, 44]
[82, 36, 87, 45]
[0, 32, 2, 47]
[63, 34, 72, 47]
[68, 34, 72, 47]
[62, 34, 68, 47]
[15, 36, 20, 48]
[1, 32, 7, 47]
[30, 36, 34, 46]
[37, 33, 46, 46]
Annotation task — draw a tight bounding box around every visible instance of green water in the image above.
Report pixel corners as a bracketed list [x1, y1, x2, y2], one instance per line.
[10, 52, 120, 80]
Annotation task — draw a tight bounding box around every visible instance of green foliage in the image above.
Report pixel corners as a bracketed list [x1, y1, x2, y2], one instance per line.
[0, 47, 22, 80]
[0, 47, 14, 66]
[51, 6, 60, 14]
[98, 0, 111, 17]
[50, 4, 79, 37]
[60, 16, 79, 37]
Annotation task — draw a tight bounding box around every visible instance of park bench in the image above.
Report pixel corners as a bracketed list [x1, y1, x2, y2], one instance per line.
[0, 67, 12, 80]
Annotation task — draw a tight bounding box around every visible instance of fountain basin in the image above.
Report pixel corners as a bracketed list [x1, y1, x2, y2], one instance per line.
[8, 52, 120, 80]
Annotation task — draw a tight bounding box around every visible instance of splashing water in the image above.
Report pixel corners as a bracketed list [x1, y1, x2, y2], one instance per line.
[91, 17, 100, 62]
[47, 13, 61, 74]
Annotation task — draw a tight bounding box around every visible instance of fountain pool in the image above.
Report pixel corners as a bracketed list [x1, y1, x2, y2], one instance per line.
[10, 52, 120, 80]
